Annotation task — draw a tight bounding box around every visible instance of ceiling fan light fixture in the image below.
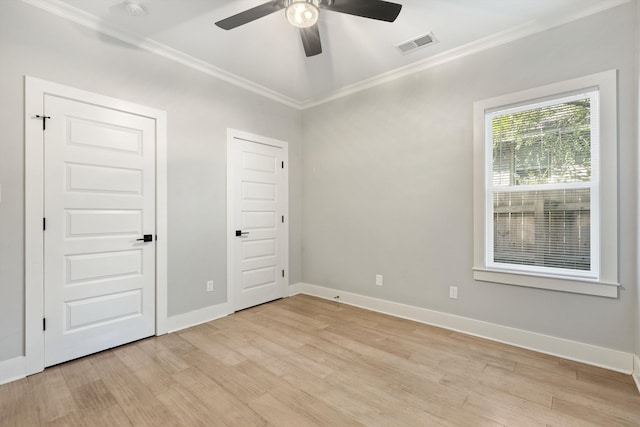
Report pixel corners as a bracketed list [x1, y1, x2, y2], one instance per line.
[286, 1, 319, 28]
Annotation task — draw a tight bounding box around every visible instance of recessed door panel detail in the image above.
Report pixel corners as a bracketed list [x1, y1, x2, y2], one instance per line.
[242, 151, 276, 174]
[242, 211, 276, 230]
[242, 239, 276, 261]
[67, 163, 142, 195]
[241, 266, 276, 291]
[68, 118, 142, 154]
[44, 94, 156, 368]
[242, 181, 276, 201]
[232, 136, 285, 311]
[65, 290, 142, 330]
[66, 250, 142, 284]
[66, 210, 142, 237]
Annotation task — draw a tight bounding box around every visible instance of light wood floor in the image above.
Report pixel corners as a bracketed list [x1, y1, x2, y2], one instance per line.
[2, 295, 639, 426]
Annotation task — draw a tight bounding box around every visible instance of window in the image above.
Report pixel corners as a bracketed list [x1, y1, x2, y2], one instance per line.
[488, 91, 597, 277]
[473, 71, 619, 297]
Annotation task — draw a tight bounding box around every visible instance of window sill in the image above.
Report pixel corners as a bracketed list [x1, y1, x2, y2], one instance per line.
[472, 268, 619, 298]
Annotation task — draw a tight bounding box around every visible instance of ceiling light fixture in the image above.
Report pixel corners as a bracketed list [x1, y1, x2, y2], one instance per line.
[285, 0, 319, 28]
[124, 1, 147, 17]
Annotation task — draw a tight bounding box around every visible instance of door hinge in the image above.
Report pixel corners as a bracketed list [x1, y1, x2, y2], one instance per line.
[281, 161, 284, 169]
[43, 218, 46, 231]
[43, 318, 46, 331]
[282, 269, 285, 278]
[282, 215, 284, 223]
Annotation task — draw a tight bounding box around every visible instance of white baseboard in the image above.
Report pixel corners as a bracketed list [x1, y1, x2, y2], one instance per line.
[294, 282, 634, 374]
[0, 302, 233, 385]
[167, 302, 232, 333]
[168, 283, 303, 334]
[0, 356, 26, 386]
[633, 355, 640, 393]
[288, 282, 302, 296]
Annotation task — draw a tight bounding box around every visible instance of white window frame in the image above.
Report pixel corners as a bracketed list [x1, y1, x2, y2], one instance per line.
[485, 90, 600, 279]
[472, 70, 619, 298]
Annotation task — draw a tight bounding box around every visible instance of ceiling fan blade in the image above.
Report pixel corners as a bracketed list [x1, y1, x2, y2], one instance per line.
[215, 2, 285, 30]
[300, 24, 322, 57]
[320, 0, 402, 22]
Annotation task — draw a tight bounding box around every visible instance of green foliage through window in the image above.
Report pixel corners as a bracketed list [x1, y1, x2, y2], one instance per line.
[492, 98, 591, 186]
[488, 92, 595, 273]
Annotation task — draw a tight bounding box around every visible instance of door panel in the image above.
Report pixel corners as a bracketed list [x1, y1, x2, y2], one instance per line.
[242, 239, 277, 260]
[64, 290, 142, 330]
[242, 211, 277, 230]
[232, 139, 285, 311]
[66, 163, 143, 194]
[242, 181, 276, 200]
[65, 250, 142, 283]
[68, 118, 142, 153]
[65, 209, 143, 236]
[44, 95, 156, 367]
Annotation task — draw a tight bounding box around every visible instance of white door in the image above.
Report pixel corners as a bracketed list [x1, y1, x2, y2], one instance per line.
[231, 136, 286, 311]
[43, 95, 156, 367]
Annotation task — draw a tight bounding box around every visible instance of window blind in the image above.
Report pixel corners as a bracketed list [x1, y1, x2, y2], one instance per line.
[486, 91, 597, 277]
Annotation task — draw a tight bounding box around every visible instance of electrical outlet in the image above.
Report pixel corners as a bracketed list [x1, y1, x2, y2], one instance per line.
[375, 274, 383, 287]
[449, 286, 458, 299]
[206, 280, 214, 292]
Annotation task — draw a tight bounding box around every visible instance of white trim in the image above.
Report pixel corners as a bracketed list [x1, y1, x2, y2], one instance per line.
[472, 70, 618, 297]
[300, 0, 631, 108]
[24, 76, 168, 375]
[288, 282, 303, 296]
[633, 356, 640, 394]
[484, 90, 601, 282]
[295, 282, 634, 374]
[155, 110, 169, 335]
[473, 269, 618, 298]
[25, 77, 46, 375]
[167, 302, 232, 333]
[19, 0, 299, 109]
[226, 129, 289, 313]
[19, 0, 629, 110]
[636, 0, 640, 398]
[0, 357, 26, 386]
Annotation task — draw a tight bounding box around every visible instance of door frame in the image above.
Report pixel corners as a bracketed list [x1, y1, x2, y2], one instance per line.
[226, 129, 289, 312]
[24, 76, 168, 375]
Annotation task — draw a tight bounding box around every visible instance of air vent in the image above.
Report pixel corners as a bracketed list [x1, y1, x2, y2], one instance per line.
[395, 32, 438, 55]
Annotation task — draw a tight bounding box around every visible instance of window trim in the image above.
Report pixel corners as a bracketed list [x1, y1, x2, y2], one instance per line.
[485, 90, 599, 280]
[473, 70, 619, 298]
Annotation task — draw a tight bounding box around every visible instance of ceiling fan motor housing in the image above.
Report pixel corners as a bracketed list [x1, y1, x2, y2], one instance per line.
[285, 0, 320, 28]
[285, 0, 321, 6]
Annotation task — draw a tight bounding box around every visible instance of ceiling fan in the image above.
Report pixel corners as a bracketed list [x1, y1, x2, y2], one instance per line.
[215, 0, 403, 57]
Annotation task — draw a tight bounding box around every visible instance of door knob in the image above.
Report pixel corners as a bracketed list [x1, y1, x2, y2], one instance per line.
[136, 234, 153, 242]
[235, 230, 249, 237]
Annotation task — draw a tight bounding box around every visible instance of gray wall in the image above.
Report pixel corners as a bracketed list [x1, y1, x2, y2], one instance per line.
[301, 3, 638, 352]
[0, 0, 637, 365]
[0, 0, 302, 362]
[636, 0, 640, 359]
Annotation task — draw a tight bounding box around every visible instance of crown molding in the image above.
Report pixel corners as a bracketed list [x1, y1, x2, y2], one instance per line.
[22, 0, 630, 110]
[300, 0, 632, 109]
[20, 0, 301, 109]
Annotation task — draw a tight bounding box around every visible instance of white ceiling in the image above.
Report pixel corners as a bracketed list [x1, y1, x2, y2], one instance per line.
[32, 0, 627, 106]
